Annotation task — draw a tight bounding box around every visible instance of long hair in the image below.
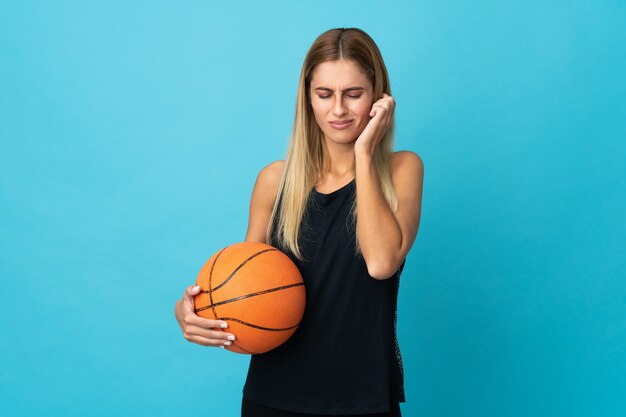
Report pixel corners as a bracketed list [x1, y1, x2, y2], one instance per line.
[266, 27, 398, 262]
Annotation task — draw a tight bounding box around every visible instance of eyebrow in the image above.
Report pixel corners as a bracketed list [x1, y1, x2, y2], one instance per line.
[313, 87, 366, 93]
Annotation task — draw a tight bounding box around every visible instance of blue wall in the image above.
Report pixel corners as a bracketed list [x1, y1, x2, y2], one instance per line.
[1, 1, 624, 416]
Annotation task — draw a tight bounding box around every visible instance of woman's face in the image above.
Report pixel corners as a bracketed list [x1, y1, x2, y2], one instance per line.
[309, 59, 374, 144]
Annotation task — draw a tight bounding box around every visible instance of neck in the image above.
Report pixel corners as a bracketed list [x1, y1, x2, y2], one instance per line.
[321, 136, 356, 179]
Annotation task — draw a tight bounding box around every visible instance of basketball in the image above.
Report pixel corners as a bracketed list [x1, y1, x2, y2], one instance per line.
[193, 241, 306, 354]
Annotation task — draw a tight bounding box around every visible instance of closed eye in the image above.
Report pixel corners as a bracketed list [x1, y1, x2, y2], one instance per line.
[318, 95, 362, 99]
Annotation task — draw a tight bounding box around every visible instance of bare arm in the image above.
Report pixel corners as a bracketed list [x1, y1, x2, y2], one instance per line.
[354, 150, 424, 280]
[245, 160, 285, 243]
[173, 160, 285, 347]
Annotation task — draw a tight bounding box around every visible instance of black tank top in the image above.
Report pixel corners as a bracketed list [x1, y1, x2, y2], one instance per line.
[242, 178, 406, 414]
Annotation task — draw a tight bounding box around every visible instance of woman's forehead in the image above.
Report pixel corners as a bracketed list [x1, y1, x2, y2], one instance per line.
[310, 60, 370, 87]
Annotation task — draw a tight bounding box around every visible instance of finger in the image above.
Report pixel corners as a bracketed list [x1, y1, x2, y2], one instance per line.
[372, 100, 391, 109]
[182, 285, 200, 305]
[184, 285, 201, 298]
[375, 95, 393, 105]
[376, 101, 392, 110]
[371, 97, 394, 117]
[185, 313, 229, 330]
[370, 103, 382, 116]
[182, 285, 203, 309]
[185, 334, 233, 348]
[382, 93, 394, 103]
[370, 105, 387, 117]
[185, 324, 236, 341]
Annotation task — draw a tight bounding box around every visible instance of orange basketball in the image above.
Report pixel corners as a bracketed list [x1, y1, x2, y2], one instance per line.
[193, 241, 306, 354]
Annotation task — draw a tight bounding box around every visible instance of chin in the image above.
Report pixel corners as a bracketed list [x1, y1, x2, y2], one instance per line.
[325, 131, 359, 143]
[328, 136, 358, 144]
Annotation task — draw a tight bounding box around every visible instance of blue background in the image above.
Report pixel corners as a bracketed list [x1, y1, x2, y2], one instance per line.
[1, 1, 625, 416]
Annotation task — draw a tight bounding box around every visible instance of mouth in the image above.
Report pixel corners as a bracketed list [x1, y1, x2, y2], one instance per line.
[329, 120, 353, 130]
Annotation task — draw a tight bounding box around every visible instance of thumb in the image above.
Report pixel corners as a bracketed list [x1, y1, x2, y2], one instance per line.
[183, 285, 202, 306]
[184, 284, 201, 295]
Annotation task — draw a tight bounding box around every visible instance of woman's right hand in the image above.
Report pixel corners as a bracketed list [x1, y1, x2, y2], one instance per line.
[174, 285, 237, 348]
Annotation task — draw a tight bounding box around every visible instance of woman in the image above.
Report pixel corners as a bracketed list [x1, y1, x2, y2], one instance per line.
[174, 27, 424, 416]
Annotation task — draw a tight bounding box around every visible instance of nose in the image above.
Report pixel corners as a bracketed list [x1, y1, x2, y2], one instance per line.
[332, 95, 348, 117]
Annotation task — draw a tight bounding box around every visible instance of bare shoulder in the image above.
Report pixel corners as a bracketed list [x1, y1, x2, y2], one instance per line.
[245, 160, 286, 243]
[254, 159, 286, 206]
[391, 150, 424, 179]
[256, 160, 286, 194]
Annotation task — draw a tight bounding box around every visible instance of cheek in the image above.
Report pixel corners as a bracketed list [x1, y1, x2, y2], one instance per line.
[352, 102, 373, 125]
[311, 100, 330, 118]
[345, 104, 369, 136]
[312, 109, 326, 127]
[350, 100, 372, 118]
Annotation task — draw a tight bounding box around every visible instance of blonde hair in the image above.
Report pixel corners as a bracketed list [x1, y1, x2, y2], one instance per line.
[266, 27, 398, 262]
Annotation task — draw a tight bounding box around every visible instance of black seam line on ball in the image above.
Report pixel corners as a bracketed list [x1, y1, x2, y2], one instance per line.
[208, 247, 227, 322]
[210, 248, 279, 293]
[217, 317, 300, 331]
[230, 342, 259, 354]
[195, 282, 304, 312]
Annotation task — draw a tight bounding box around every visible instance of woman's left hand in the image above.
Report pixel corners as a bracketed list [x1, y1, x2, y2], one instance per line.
[354, 93, 395, 156]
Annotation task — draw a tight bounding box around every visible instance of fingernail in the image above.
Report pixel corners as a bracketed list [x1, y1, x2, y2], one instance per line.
[227, 335, 235, 341]
[193, 286, 200, 291]
[219, 346, 225, 349]
[221, 323, 228, 328]
[224, 341, 232, 346]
